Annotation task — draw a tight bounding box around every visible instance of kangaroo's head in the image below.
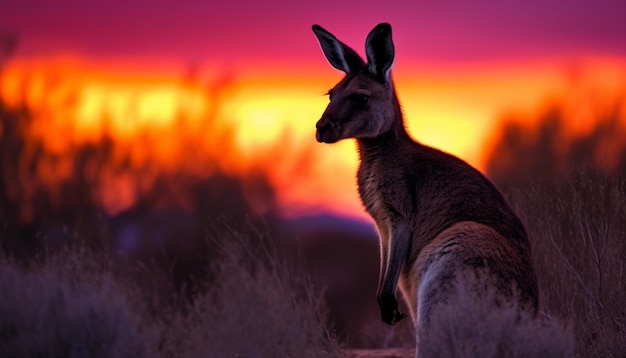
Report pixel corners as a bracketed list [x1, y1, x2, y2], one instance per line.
[312, 23, 398, 143]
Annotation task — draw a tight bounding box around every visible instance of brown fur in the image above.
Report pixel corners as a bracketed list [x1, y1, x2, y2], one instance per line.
[312, 23, 539, 348]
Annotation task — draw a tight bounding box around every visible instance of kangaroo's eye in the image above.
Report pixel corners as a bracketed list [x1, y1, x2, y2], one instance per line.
[351, 94, 369, 106]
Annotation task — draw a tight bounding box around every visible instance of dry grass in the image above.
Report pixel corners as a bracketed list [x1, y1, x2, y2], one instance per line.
[509, 167, 626, 357]
[0, 247, 156, 358]
[0, 222, 344, 358]
[417, 271, 573, 358]
[159, 222, 344, 358]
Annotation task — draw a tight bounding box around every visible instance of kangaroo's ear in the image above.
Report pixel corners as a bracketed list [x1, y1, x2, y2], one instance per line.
[365, 23, 394, 82]
[312, 25, 365, 74]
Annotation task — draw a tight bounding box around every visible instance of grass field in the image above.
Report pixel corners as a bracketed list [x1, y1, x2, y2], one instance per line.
[0, 222, 344, 358]
[1, 167, 624, 357]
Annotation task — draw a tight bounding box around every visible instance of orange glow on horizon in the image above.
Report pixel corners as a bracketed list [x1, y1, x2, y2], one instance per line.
[1, 56, 625, 220]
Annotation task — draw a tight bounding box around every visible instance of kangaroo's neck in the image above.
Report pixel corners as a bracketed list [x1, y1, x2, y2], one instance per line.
[356, 93, 412, 162]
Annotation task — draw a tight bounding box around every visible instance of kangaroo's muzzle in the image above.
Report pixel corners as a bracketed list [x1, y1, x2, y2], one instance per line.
[315, 118, 341, 143]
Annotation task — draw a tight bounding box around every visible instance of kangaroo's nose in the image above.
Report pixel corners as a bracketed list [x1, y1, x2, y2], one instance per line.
[315, 118, 326, 131]
[315, 119, 330, 142]
[315, 122, 324, 142]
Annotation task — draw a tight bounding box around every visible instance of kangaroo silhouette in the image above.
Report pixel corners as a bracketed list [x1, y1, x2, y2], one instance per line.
[312, 23, 539, 342]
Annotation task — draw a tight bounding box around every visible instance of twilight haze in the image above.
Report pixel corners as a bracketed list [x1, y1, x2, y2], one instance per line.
[1, 0, 626, 219]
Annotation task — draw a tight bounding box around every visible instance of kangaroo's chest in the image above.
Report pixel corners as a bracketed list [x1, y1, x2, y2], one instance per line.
[358, 168, 386, 221]
[357, 162, 405, 224]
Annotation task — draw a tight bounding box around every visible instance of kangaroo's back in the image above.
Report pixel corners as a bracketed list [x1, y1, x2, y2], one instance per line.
[311, 23, 540, 355]
[404, 143, 533, 265]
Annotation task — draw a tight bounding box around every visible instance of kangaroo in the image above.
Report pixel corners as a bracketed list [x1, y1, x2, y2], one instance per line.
[312, 23, 539, 347]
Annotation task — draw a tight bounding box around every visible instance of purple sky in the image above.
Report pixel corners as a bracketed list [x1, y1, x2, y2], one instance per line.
[2, 0, 626, 69]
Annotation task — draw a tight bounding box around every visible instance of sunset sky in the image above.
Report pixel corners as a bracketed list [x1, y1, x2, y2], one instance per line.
[1, 1, 626, 220]
[3, 0, 626, 65]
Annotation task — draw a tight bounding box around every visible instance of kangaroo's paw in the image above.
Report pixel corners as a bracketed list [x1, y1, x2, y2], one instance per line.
[378, 293, 406, 325]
